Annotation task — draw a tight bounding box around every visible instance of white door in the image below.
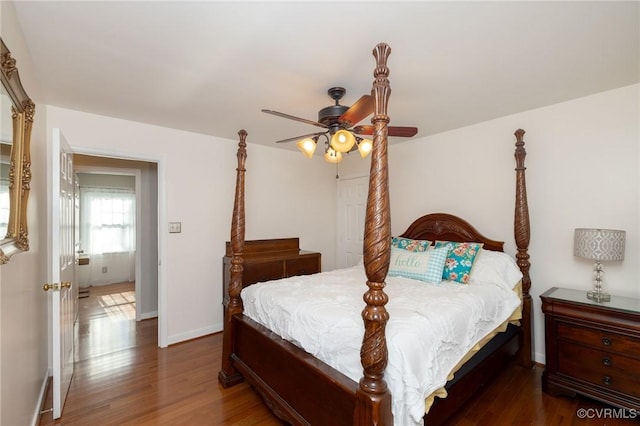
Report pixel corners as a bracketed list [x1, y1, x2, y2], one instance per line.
[336, 176, 369, 268]
[47, 128, 75, 419]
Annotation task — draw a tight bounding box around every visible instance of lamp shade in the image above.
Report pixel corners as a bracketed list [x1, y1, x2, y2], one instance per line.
[330, 129, 356, 153]
[296, 137, 317, 159]
[357, 138, 373, 158]
[324, 146, 343, 164]
[574, 228, 625, 261]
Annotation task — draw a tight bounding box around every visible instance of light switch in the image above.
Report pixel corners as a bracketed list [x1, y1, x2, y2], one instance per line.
[169, 222, 182, 233]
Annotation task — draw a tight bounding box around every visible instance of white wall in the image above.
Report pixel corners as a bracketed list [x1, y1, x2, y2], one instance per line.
[45, 106, 338, 345]
[244, 145, 338, 267]
[341, 84, 640, 364]
[77, 252, 134, 287]
[0, 3, 49, 425]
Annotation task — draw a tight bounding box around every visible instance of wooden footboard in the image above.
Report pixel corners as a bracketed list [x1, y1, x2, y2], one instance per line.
[232, 314, 358, 425]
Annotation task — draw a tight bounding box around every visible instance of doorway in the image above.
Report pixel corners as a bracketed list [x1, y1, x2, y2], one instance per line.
[73, 154, 159, 329]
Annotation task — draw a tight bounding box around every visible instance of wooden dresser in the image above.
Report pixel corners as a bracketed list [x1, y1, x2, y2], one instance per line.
[222, 238, 321, 303]
[541, 287, 640, 410]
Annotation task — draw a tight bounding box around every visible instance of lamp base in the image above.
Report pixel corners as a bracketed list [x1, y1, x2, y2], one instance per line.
[587, 290, 611, 303]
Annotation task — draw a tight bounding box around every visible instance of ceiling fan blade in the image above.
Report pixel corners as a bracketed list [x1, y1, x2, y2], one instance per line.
[262, 109, 328, 128]
[352, 125, 373, 135]
[388, 126, 419, 137]
[339, 95, 374, 126]
[353, 125, 419, 138]
[275, 131, 327, 144]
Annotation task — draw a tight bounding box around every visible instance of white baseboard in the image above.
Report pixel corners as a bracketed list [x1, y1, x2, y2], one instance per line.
[534, 351, 546, 366]
[31, 369, 51, 426]
[167, 322, 223, 346]
[139, 310, 158, 320]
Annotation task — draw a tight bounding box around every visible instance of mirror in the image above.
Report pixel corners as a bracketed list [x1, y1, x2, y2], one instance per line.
[0, 38, 35, 264]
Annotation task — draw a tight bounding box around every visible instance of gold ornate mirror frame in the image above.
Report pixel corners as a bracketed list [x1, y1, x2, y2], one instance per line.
[0, 38, 34, 264]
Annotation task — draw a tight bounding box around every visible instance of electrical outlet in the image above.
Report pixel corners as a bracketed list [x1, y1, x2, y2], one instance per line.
[102, 266, 108, 273]
[169, 222, 182, 233]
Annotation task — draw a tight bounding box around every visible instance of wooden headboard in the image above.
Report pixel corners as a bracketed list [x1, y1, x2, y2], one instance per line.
[399, 213, 505, 252]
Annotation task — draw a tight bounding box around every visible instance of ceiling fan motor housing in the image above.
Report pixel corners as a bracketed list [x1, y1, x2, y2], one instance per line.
[319, 87, 350, 129]
[318, 104, 349, 127]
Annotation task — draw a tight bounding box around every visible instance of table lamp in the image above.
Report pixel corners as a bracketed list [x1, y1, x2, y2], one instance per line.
[574, 228, 625, 302]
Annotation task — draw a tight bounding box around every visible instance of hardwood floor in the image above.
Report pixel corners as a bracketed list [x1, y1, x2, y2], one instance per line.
[39, 283, 637, 425]
[39, 283, 284, 426]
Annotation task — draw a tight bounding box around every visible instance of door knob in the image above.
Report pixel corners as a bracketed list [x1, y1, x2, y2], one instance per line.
[61, 281, 71, 289]
[42, 283, 59, 291]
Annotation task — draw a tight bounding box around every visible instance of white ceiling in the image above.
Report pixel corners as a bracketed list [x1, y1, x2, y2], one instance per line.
[12, 1, 640, 151]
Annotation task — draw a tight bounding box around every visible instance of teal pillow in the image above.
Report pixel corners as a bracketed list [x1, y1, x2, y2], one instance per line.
[388, 246, 448, 283]
[391, 236, 431, 252]
[434, 241, 484, 284]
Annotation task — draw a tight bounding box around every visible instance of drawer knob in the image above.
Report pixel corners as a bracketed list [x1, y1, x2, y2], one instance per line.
[602, 357, 612, 367]
[602, 375, 612, 386]
[601, 337, 612, 346]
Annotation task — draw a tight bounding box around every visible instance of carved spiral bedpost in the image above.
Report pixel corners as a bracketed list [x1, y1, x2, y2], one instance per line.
[354, 43, 393, 425]
[514, 128, 534, 369]
[218, 129, 248, 388]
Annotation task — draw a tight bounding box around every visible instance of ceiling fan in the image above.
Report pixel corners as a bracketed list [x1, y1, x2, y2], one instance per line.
[262, 87, 418, 163]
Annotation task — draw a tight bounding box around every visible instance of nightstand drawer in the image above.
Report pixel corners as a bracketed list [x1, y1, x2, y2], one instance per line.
[558, 341, 640, 398]
[557, 321, 640, 356]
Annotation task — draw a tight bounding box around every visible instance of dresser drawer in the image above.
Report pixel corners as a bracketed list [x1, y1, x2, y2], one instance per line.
[558, 341, 640, 398]
[557, 321, 640, 357]
[243, 261, 284, 285]
[285, 256, 320, 278]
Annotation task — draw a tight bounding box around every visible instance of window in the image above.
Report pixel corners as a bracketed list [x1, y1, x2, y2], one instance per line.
[80, 187, 135, 255]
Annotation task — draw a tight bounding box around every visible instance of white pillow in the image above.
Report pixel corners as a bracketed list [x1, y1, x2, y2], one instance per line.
[388, 246, 448, 283]
[468, 249, 523, 289]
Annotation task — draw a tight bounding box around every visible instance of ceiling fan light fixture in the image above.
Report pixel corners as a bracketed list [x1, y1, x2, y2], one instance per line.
[263, 85, 417, 165]
[330, 129, 356, 153]
[324, 146, 343, 164]
[296, 137, 317, 159]
[357, 137, 373, 158]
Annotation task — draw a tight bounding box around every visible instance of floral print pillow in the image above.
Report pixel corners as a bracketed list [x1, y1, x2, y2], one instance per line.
[434, 241, 484, 284]
[391, 237, 431, 252]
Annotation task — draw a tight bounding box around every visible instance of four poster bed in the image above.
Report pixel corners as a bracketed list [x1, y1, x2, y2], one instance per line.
[219, 43, 534, 425]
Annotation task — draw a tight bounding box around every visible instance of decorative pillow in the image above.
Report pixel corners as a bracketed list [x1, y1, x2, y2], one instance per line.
[388, 246, 448, 283]
[434, 241, 484, 284]
[391, 236, 431, 252]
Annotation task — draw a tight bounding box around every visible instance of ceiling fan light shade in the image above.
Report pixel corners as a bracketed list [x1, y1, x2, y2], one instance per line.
[357, 138, 373, 158]
[296, 137, 317, 159]
[324, 146, 343, 164]
[330, 129, 356, 153]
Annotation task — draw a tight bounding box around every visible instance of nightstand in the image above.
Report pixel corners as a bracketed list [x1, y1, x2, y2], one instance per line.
[541, 287, 640, 410]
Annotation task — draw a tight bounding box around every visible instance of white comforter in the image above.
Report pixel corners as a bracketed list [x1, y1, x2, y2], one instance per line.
[241, 250, 522, 426]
